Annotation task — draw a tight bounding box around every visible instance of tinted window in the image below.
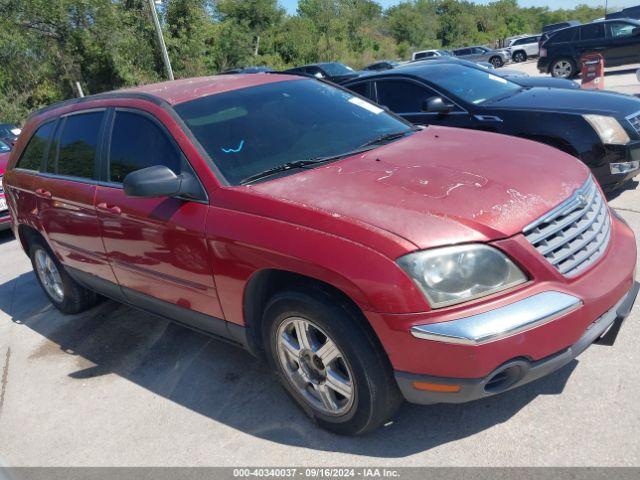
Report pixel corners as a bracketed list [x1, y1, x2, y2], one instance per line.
[376, 80, 434, 113]
[0, 139, 11, 153]
[454, 49, 470, 56]
[109, 111, 181, 183]
[174, 79, 413, 185]
[609, 22, 636, 38]
[16, 122, 55, 171]
[56, 112, 103, 179]
[348, 82, 371, 98]
[580, 23, 605, 40]
[415, 52, 433, 59]
[550, 28, 577, 43]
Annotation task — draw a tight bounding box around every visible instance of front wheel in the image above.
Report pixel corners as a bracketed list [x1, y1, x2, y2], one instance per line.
[264, 288, 402, 435]
[490, 56, 504, 68]
[551, 58, 577, 78]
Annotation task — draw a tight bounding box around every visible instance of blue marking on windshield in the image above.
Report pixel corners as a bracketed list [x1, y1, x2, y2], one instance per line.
[221, 140, 245, 154]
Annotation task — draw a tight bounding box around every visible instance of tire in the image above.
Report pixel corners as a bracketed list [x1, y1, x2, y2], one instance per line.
[550, 57, 577, 79]
[489, 56, 504, 68]
[29, 238, 99, 314]
[513, 51, 527, 63]
[263, 287, 403, 436]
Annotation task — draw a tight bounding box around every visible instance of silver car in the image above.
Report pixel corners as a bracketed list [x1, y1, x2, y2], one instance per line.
[452, 46, 511, 68]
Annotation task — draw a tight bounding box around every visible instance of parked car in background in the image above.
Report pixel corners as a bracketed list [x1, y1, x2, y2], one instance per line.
[283, 62, 359, 83]
[452, 46, 511, 68]
[5, 73, 638, 435]
[363, 60, 401, 71]
[606, 5, 640, 20]
[411, 49, 452, 61]
[0, 139, 11, 230]
[0, 123, 20, 147]
[220, 66, 274, 74]
[542, 20, 581, 34]
[343, 60, 640, 191]
[539, 19, 640, 78]
[506, 34, 541, 62]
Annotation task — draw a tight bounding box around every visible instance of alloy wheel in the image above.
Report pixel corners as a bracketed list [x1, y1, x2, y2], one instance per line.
[276, 317, 355, 416]
[34, 248, 65, 303]
[552, 60, 573, 78]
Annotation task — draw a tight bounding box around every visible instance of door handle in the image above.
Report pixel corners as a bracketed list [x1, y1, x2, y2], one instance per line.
[97, 202, 122, 215]
[35, 188, 52, 199]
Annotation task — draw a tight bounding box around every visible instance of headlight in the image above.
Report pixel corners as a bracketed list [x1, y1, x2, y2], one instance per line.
[583, 115, 630, 145]
[397, 244, 527, 309]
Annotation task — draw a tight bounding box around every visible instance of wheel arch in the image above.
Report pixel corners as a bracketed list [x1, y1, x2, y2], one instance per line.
[241, 268, 388, 362]
[17, 224, 44, 255]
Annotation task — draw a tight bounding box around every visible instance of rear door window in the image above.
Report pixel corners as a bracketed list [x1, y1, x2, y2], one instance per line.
[54, 112, 104, 179]
[16, 122, 56, 171]
[108, 111, 182, 184]
[580, 23, 605, 41]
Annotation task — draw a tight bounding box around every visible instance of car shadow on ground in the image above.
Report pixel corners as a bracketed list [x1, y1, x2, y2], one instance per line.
[0, 270, 578, 458]
[606, 180, 639, 202]
[0, 230, 15, 246]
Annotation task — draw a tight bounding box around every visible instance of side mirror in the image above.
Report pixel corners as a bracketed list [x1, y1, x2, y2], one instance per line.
[422, 96, 454, 114]
[123, 165, 182, 198]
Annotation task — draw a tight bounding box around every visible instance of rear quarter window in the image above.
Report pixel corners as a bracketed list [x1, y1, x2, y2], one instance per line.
[550, 28, 577, 43]
[15, 121, 56, 171]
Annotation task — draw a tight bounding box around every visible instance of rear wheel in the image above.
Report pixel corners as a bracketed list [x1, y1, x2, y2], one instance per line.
[513, 51, 527, 63]
[551, 58, 576, 78]
[264, 287, 402, 435]
[29, 239, 99, 314]
[490, 56, 504, 68]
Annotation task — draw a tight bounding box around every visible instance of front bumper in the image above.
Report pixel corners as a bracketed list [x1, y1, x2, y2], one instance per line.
[396, 281, 639, 404]
[593, 141, 640, 191]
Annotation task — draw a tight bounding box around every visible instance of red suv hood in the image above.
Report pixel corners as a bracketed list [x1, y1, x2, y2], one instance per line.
[251, 127, 589, 251]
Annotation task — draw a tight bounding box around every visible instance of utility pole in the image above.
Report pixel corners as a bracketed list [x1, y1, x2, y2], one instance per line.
[604, 0, 609, 18]
[148, 0, 174, 81]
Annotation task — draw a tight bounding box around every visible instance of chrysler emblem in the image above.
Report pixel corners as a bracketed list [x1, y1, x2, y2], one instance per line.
[576, 194, 588, 207]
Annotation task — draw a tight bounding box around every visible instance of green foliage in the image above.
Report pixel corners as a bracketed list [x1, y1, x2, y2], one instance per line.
[0, 0, 605, 124]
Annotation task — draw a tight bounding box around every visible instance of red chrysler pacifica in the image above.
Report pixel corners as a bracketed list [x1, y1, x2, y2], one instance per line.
[3, 75, 638, 435]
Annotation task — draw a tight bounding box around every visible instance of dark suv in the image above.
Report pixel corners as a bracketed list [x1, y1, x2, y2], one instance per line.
[538, 19, 640, 78]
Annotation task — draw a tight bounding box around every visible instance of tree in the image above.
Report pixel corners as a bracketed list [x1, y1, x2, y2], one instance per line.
[217, 0, 284, 57]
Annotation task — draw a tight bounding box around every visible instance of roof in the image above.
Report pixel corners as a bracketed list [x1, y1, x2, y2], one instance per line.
[119, 73, 300, 105]
[343, 58, 481, 83]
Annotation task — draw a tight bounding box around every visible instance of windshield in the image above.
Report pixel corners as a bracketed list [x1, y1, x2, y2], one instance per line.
[322, 63, 354, 75]
[175, 79, 413, 185]
[0, 125, 17, 137]
[426, 65, 522, 105]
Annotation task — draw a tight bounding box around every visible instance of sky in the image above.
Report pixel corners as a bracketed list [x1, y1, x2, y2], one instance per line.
[279, 0, 638, 14]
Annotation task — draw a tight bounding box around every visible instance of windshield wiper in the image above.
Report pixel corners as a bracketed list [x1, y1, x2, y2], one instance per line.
[240, 147, 378, 184]
[359, 129, 417, 148]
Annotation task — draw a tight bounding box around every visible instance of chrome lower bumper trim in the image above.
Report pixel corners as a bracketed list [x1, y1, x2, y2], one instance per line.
[410, 291, 582, 345]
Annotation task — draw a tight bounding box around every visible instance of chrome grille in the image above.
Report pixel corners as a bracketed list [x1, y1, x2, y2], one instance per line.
[628, 111, 640, 136]
[524, 177, 611, 277]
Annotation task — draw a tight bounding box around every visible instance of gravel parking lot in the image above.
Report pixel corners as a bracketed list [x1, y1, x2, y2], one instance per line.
[0, 71, 639, 467]
[507, 60, 640, 96]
